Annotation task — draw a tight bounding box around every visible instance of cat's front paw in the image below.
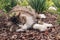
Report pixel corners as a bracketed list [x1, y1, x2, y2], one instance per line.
[16, 29, 24, 32]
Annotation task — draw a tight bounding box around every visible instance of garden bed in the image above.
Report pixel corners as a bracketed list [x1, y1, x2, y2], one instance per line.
[0, 13, 60, 40]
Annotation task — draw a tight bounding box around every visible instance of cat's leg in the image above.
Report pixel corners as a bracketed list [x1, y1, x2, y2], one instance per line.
[16, 24, 28, 32]
[16, 29, 25, 32]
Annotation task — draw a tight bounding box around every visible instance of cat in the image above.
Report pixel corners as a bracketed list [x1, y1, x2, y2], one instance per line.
[15, 12, 36, 32]
[9, 5, 37, 32]
[10, 5, 50, 32]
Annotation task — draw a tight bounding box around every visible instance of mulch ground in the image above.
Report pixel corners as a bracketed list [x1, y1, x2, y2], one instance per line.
[0, 13, 60, 40]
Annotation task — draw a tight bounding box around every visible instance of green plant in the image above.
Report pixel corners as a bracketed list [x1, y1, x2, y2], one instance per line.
[0, 0, 17, 12]
[57, 15, 60, 25]
[52, 0, 60, 25]
[28, 0, 47, 13]
[46, 0, 54, 8]
[17, 0, 28, 6]
[52, 0, 60, 8]
[52, 0, 60, 13]
[0, 14, 2, 17]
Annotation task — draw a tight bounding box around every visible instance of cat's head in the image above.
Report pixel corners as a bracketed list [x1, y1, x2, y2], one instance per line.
[10, 12, 26, 25]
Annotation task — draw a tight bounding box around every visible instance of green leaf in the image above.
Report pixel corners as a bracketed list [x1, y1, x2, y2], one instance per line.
[28, 0, 47, 13]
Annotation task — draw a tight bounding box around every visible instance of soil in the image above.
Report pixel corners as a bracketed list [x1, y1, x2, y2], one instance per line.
[0, 12, 60, 40]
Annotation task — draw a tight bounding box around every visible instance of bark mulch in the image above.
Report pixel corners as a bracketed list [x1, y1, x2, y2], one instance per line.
[0, 13, 60, 40]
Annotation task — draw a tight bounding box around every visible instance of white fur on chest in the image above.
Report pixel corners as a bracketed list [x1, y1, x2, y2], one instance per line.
[20, 13, 35, 26]
[16, 13, 35, 32]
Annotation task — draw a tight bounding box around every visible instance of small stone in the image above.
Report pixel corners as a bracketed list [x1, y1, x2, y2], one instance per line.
[12, 35, 17, 39]
[51, 28, 56, 32]
[22, 37, 25, 39]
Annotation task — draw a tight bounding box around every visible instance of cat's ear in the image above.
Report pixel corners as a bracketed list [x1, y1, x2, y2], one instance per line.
[15, 12, 19, 16]
[22, 16, 26, 24]
[15, 12, 21, 17]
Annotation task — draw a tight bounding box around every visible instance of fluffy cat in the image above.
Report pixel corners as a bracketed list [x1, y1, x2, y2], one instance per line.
[9, 5, 36, 32]
[16, 12, 35, 32]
